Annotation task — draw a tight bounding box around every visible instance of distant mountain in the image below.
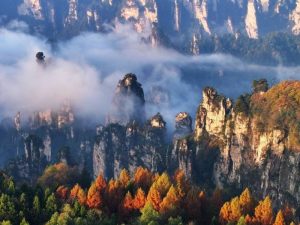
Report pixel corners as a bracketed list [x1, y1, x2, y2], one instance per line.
[2, 0, 300, 53]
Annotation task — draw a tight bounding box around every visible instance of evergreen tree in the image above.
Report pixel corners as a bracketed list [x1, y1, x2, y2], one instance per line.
[46, 193, 58, 216]
[140, 203, 161, 225]
[237, 216, 246, 225]
[0, 194, 16, 222]
[20, 218, 29, 225]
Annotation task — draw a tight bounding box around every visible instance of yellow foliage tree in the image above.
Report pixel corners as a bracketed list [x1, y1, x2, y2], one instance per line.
[147, 186, 162, 211]
[119, 169, 130, 188]
[254, 196, 273, 225]
[152, 172, 171, 197]
[70, 184, 86, 205]
[159, 185, 180, 216]
[239, 188, 255, 215]
[219, 201, 231, 225]
[219, 197, 241, 224]
[230, 197, 242, 222]
[86, 183, 102, 209]
[273, 210, 286, 225]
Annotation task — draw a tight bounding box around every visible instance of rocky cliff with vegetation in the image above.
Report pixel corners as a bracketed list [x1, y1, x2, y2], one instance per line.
[172, 80, 300, 211]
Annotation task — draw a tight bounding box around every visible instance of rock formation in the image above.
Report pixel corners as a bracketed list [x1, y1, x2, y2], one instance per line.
[2, 0, 300, 52]
[175, 81, 300, 210]
[107, 73, 145, 125]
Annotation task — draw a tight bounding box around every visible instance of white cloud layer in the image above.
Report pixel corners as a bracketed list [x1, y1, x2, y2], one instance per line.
[0, 23, 298, 129]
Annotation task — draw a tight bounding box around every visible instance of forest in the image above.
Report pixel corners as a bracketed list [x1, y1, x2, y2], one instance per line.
[0, 163, 296, 225]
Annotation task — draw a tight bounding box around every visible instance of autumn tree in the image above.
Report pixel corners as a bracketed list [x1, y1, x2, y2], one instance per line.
[70, 184, 86, 205]
[147, 186, 162, 211]
[219, 197, 241, 224]
[219, 202, 231, 225]
[230, 197, 242, 222]
[133, 167, 152, 191]
[254, 196, 273, 225]
[174, 170, 190, 198]
[105, 179, 123, 213]
[0, 194, 16, 223]
[119, 169, 131, 188]
[282, 205, 294, 224]
[239, 188, 255, 215]
[159, 185, 180, 216]
[152, 173, 171, 197]
[245, 214, 254, 225]
[56, 186, 69, 200]
[133, 188, 146, 210]
[87, 183, 102, 209]
[273, 210, 286, 225]
[95, 174, 107, 191]
[120, 192, 134, 217]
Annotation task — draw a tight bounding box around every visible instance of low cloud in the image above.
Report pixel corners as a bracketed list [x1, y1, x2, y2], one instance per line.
[0, 23, 299, 130]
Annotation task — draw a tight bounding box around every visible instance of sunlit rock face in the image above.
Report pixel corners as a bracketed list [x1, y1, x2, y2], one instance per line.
[174, 112, 193, 139]
[108, 73, 145, 125]
[186, 83, 300, 209]
[195, 87, 232, 140]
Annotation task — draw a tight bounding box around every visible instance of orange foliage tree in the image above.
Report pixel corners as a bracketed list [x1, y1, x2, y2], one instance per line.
[147, 186, 162, 211]
[219, 197, 241, 224]
[133, 188, 146, 210]
[273, 210, 286, 225]
[105, 179, 123, 213]
[174, 170, 190, 198]
[239, 188, 255, 215]
[120, 192, 134, 217]
[159, 185, 180, 216]
[95, 174, 107, 191]
[56, 185, 69, 200]
[254, 196, 273, 225]
[86, 182, 102, 209]
[70, 184, 86, 205]
[133, 167, 152, 191]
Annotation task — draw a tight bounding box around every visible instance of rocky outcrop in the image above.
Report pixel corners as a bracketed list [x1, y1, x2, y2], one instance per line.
[93, 113, 167, 179]
[108, 73, 145, 125]
[3, 0, 300, 49]
[180, 82, 300, 210]
[169, 112, 194, 178]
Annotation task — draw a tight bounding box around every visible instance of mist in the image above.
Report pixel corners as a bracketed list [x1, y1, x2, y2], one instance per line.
[0, 22, 299, 130]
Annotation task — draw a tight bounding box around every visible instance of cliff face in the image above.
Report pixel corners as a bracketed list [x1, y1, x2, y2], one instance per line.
[93, 113, 167, 179]
[5, 102, 93, 184]
[186, 82, 300, 209]
[2, 0, 300, 52]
